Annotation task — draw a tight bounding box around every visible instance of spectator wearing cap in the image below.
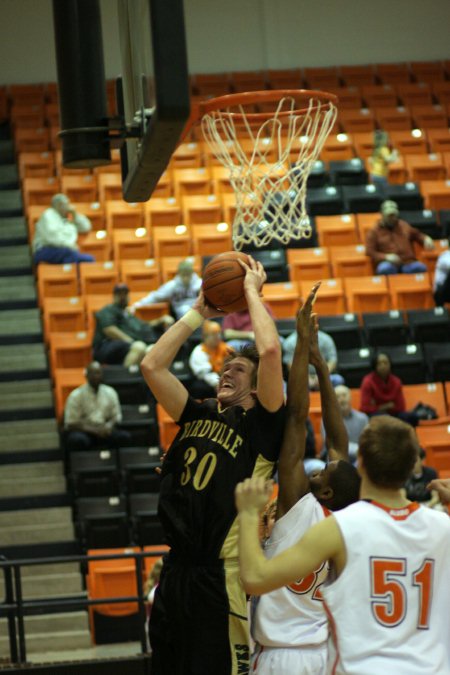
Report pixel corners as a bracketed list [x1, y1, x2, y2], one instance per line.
[33, 193, 95, 265]
[93, 283, 174, 366]
[365, 200, 434, 275]
[131, 258, 202, 320]
[188, 321, 232, 398]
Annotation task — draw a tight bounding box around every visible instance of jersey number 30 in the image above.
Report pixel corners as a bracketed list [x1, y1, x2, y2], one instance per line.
[370, 557, 434, 629]
[180, 447, 217, 491]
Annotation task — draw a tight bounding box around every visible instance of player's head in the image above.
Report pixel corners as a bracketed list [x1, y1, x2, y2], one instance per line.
[113, 282, 130, 309]
[217, 344, 259, 407]
[51, 193, 71, 217]
[202, 320, 222, 349]
[177, 259, 195, 287]
[358, 415, 419, 488]
[309, 460, 361, 511]
[85, 360, 103, 390]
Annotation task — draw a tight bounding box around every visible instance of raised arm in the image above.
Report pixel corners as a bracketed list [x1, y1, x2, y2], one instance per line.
[277, 284, 320, 519]
[236, 476, 345, 595]
[140, 292, 222, 421]
[240, 257, 284, 412]
[309, 325, 349, 463]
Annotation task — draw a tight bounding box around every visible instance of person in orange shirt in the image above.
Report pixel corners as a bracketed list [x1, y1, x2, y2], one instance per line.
[188, 320, 233, 398]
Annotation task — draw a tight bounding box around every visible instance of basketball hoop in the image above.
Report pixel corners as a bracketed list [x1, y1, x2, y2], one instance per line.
[197, 90, 338, 250]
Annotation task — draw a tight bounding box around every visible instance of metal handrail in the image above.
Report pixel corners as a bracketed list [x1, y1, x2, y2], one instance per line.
[0, 549, 167, 665]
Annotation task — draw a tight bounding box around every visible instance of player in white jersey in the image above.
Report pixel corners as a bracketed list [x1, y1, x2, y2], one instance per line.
[236, 415, 450, 675]
[251, 284, 360, 675]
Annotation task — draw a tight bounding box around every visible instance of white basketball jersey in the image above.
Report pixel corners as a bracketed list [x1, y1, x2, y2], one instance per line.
[323, 500, 450, 675]
[252, 492, 329, 648]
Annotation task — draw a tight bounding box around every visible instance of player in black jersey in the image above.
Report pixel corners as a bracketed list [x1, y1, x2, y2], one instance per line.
[141, 256, 285, 675]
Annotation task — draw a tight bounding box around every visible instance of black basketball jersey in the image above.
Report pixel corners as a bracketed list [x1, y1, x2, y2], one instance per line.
[158, 397, 285, 560]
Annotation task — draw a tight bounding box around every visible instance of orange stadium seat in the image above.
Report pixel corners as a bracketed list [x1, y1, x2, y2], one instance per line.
[14, 127, 50, 153]
[173, 167, 212, 200]
[79, 261, 118, 296]
[415, 425, 450, 472]
[329, 244, 373, 278]
[151, 170, 173, 199]
[404, 153, 447, 182]
[151, 225, 191, 259]
[22, 176, 60, 208]
[287, 247, 331, 282]
[144, 198, 182, 228]
[327, 87, 363, 110]
[37, 263, 79, 303]
[420, 180, 450, 211]
[410, 61, 445, 84]
[85, 294, 112, 333]
[44, 102, 60, 126]
[431, 81, 450, 106]
[119, 259, 161, 292]
[49, 331, 92, 371]
[169, 142, 202, 169]
[351, 132, 376, 160]
[338, 108, 376, 135]
[105, 201, 144, 231]
[191, 223, 233, 256]
[387, 273, 434, 310]
[303, 66, 340, 90]
[220, 193, 237, 226]
[267, 68, 302, 90]
[97, 173, 123, 203]
[373, 107, 413, 132]
[9, 83, 45, 106]
[211, 166, 234, 195]
[60, 176, 98, 204]
[262, 282, 300, 319]
[42, 297, 86, 340]
[361, 85, 398, 109]
[156, 403, 179, 451]
[339, 64, 376, 88]
[403, 383, 448, 423]
[53, 367, 85, 419]
[18, 151, 55, 178]
[411, 105, 448, 131]
[315, 214, 359, 247]
[299, 278, 346, 315]
[426, 128, 450, 154]
[375, 62, 411, 85]
[112, 229, 152, 262]
[78, 230, 111, 262]
[355, 212, 380, 243]
[69, 202, 105, 231]
[389, 130, 428, 155]
[395, 82, 433, 107]
[416, 239, 449, 275]
[320, 134, 355, 162]
[182, 194, 222, 226]
[344, 275, 390, 313]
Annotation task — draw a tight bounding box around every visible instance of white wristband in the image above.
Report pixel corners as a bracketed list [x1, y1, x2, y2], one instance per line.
[181, 309, 203, 331]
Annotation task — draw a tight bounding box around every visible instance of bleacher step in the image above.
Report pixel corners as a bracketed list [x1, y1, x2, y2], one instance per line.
[0, 189, 23, 217]
[1, 521, 75, 546]
[0, 475, 67, 498]
[0, 418, 59, 452]
[0, 308, 42, 342]
[0, 379, 53, 411]
[0, 216, 28, 244]
[0, 573, 84, 600]
[0, 461, 64, 480]
[0, 629, 92, 655]
[0, 611, 89, 638]
[0, 275, 36, 308]
[0, 506, 72, 528]
[0, 164, 19, 189]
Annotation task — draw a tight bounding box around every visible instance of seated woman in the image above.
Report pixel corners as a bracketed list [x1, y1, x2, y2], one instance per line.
[360, 352, 417, 426]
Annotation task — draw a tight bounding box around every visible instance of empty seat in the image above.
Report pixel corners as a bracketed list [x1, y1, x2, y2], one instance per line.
[395, 82, 433, 107]
[262, 282, 300, 319]
[151, 226, 191, 259]
[173, 168, 211, 200]
[306, 186, 344, 217]
[420, 181, 450, 211]
[380, 344, 427, 384]
[341, 184, 384, 214]
[101, 364, 149, 405]
[384, 183, 424, 211]
[37, 263, 79, 303]
[362, 310, 409, 346]
[287, 247, 331, 282]
[344, 276, 390, 313]
[79, 261, 118, 296]
[170, 141, 202, 169]
[105, 201, 144, 231]
[144, 197, 182, 228]
[49, 331, 92, 371]
[18, 151, 55, 178]
[339, 109, 376, 134]
[76, 496, 129, 549]
[407, 307, 450, 343]
[78, 230, 111, 262]
[337, 346, 374, 389]
[119, 403, 159, 447]
[191, 223, 233, 257]
[182, 194, 222, 226]
[373, 107, 413, 132]
[97, 173, 124, 203]
[128, 493, 165, 547]
[328, 159, 367, 186]
[69, 449, 121, 498]
[320, 134, 355, 163]
[315, 214, 359, 247]
[22, 176, 60, 208]
[112, 229, 152, 262]
[250, 249, 289, 283]
[61, 175, 98, 203]
[318, 314, 363, 349]
[329, 244, 372, 278]
[387, 273, 434, 311]
[14, 127, 50, 153]
[119, 259, 161, 293]
[426, 128, 450, 154]
[361, 84, 398, 108]
[375, 62, 411, 85]
[389, 131, 428, 156]
[42, 296, 86, 339]
[404, 153, 446, 183]
[424, 342, 450, 382]
[399, 209, 441, 240]
[119, 447, 162, 494]
[411, 105, 448, 131]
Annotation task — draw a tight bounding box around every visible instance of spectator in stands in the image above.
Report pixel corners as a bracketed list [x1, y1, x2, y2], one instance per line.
[403, 447, 440, 507]
[131, 258, 202, 320]
[32, 193, 95, 265]
[365, 200, 434, 275]
[320, 384, 369, 464]
[368, 130, 398, 192]
[283, 327, 344, 390]
[433, 239, 450, 306]
[93, 284, 173, 367]
[360, 352, 418, 426]
[188, 320, 232, 399]
[222, 303, 276, 351]
[64, 361, 131, 451]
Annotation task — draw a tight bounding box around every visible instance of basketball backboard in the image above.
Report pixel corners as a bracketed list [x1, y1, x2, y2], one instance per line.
[117, 0, 190, 202]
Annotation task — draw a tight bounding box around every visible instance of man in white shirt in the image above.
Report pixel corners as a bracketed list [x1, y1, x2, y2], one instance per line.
[64, 361, 131, 451]
[321, 385, 369, 465]
[33, 193, 95, 265]
[433, 243, 450, 306]
[131, 259, 202, 320]
[188, 320, 232, 398]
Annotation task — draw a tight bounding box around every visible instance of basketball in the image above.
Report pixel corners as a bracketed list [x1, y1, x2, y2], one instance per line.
[202, 251, 250, 313]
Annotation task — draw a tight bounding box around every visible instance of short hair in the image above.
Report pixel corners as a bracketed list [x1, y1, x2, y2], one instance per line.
[371, 352, 391, 371]
[51, 193, 69, 208]
[327, 461, 361, 511]
[177, 259, 194, 274]
[358, 415, 419, 488]
[223, 344, 260, 388]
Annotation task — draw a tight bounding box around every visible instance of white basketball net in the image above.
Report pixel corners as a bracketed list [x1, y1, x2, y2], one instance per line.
[201, 94, 337, 250]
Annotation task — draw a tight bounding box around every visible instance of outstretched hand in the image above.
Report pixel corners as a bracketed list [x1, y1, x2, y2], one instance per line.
[235, 477, 274, 514]
[238, 255, 267, 296]
[296, 282, 320, 342]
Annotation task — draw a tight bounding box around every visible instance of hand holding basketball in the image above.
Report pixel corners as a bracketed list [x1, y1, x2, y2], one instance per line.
[238, 255, 267, 296]
[193, 290, 226, 319]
